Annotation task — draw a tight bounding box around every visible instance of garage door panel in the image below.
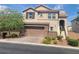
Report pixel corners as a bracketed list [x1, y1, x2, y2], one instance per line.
[25, 26, 48, 36]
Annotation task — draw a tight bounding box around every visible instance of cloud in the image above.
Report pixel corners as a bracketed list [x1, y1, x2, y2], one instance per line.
[0, 5, 9, 10]
[54, 4, 64, 10]
[67, 15, 76, 26]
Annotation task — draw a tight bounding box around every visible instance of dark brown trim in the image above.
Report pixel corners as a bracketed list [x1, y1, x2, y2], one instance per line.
[37, 11, 58, 13]
[23, 5, 59, 13]
[58, 16, 67, 18]
[26, 12, 35, 19]
[23, 8, 37, 12]
[58, 10, 67, 18]
[35, 5, 59, 13]
[24, 23, 49, 25]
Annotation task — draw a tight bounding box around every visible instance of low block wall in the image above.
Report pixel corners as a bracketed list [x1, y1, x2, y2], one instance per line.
[48, 32, 57, 37]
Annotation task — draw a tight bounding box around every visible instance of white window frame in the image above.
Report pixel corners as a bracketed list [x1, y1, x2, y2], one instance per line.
[49, 27, 53, 31]
[48, 13, 56, 20]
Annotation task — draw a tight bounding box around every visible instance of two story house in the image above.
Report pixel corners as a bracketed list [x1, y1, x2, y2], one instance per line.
[72, 12, 79, 33]
[23, 5, 68, 39]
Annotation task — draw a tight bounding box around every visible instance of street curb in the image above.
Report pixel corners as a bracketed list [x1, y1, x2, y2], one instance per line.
[0, 40, 79, 50]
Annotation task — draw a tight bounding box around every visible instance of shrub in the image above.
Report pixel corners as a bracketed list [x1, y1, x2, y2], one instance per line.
[42, 36, 57, 44]
[77, 39, 79, 41]
[66, 36, 70, 40]
[57, 36, 63, 40]
[53, 40, 57, 44]
[11, 33, 18, 38]
[45, 36, 51, 40]
[45, 36, 52, 41]
[51, 37, 56, 40]
[67, 39, 78, 46]
[42, 36, 52, 44]
[42, 39, 51, 44]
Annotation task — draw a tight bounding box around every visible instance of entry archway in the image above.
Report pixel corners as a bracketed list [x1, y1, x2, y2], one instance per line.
[59, 20, 65, 31]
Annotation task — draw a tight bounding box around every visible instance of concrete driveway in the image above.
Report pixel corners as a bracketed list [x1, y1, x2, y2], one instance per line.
[0, 36, 43, 43]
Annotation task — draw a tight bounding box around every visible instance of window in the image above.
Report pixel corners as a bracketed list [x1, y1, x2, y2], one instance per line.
[48, 13, 52, 19]
[38, 12, 43, 17]
[48, 13, 56, 19]
[50, 27, 53, 31]
[52, 14, 56, 19]
[26, 12, 35, 19]
[49, 27, 53, 31]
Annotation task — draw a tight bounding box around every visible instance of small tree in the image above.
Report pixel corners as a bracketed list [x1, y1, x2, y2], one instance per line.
[0, 9, 24, 36]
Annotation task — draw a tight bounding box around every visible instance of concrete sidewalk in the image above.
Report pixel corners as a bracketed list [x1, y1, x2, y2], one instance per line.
[0, 37, 79, 54]
[0, 38, 79, 50]
[0, 39, 79, 53]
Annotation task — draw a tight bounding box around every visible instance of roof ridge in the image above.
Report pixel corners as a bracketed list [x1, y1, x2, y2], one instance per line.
[23, 8, 37, 12]
[35, 5, 53, 11]
[23, 5, 59, 12]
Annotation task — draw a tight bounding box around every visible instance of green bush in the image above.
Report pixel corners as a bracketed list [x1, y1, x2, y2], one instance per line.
[42, 36, 57, 44]
[67, 39, 78, 46]
[53, 40, 57, 44]
[45, 36, 51, 40]
[42, 36, 52, 44]
[42, 39, 51, 44]
[45, 36, 52, 41]
[57, 36, 63, 40]
[51, 37, 56, 40]
[66, 36, 70, 40]
[11, 33, 18, 38]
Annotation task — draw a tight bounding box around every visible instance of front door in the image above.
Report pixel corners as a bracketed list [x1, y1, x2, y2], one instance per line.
[59, 20, 65, 31]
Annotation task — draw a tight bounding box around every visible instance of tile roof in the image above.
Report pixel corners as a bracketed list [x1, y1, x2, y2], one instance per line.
[59, 14, 67, 18]
[23, 5, 67, 17]
[23, 5, 58, 13]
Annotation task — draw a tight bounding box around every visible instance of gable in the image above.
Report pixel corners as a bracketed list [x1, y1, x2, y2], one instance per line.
[23, 8, 36, 12]
[26, 9, 35, 12]
[35, 5, 51, 11]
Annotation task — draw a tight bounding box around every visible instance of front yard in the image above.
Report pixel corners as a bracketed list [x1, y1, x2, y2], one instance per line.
[42, 35, 79, 47]
[0, 35, 79, 47]
[0, 29, 79, 47]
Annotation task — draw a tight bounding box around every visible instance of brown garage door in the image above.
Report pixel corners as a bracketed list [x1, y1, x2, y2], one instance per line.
[25, 26, 48, 36]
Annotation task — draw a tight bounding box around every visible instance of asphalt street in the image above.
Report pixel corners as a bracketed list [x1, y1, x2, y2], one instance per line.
[0, 42, 79, 54]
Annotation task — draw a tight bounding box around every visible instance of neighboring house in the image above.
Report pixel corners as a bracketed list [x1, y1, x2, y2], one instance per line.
[67, 26, 72, 31]
[23, 5, 68, 39]
[72, 13, 79, 33]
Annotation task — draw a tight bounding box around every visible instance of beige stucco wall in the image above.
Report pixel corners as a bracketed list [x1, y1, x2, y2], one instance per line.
[35, 6, 58, 20]
[72, 21, 79, 33]
[23, 8, 68, 36]
[37, 13, 48, 20]
[23, 9, 38, 20]
[67, 26, 72, 31]
[35, 6, 49, 11]
[23, 19, 59, 35]
[37, 13, 58, 20]
[59, 18, 68, 36]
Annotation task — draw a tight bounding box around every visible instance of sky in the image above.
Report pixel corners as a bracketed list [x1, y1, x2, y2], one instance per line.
[0, 4, 79, 26]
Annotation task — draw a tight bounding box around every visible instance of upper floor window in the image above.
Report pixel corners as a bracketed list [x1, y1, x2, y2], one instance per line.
[48, 13, 56, 19]
[38, 12, 43, 17]
[26, 12, 35, 19]
[48, 13, 52, 19]
[52, 14, 56, 19]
